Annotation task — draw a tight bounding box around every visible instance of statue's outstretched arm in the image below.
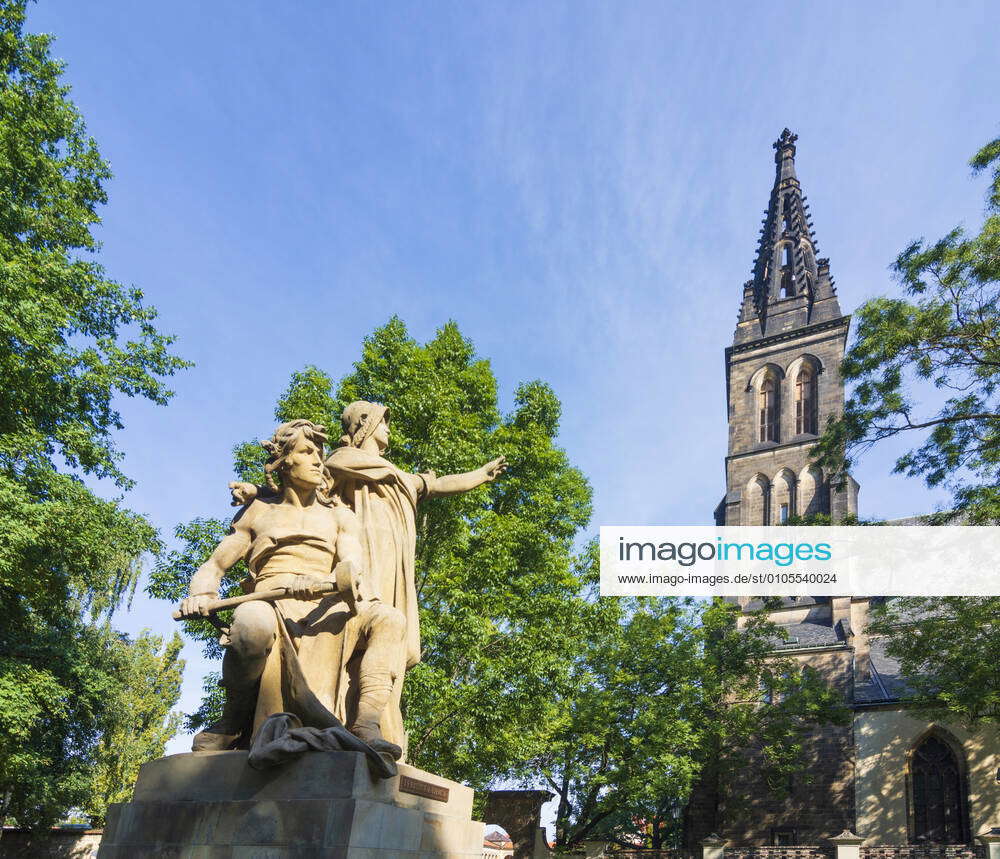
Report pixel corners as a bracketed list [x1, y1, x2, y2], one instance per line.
[426, 455, 507, 497]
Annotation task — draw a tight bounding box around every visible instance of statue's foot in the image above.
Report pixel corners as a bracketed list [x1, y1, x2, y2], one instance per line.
[349, 723, 403, 761]
[192, 729, 241, 752]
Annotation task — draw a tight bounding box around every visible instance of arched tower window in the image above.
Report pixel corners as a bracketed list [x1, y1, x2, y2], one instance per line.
[911, 735, 968, 843]
[747, 475, 771, 525]
[773, 469, 796, 523]
[795, 365, 818, 435]
[798, 465, 826, 518]
[759, 376, 779, 443]
[780, 245, 794, 297]
[801, 239, 817, 275]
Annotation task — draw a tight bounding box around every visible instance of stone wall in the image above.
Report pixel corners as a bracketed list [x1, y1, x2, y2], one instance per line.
[685, 648, 856, 847]
[854, 711, 1000, 843]
[726, 847, 831, 859]
[0, 828, 101, 858]
[612, 851, 696, 859]
[860, 848, 986, 859]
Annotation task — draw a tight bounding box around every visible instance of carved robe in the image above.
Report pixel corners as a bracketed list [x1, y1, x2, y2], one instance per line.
[324, 445, 430, 751]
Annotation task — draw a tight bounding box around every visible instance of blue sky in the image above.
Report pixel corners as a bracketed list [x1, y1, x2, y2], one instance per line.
[27, 0, 1000, 765]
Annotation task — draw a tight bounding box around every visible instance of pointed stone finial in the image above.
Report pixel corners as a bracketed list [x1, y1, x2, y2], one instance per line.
[774, 128, 799, 182]
[774, 127, 798, 155]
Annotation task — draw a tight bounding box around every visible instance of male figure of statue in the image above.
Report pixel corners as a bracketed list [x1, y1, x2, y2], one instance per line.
[229, 401, 507, 754]
[179, 419, 406, 759]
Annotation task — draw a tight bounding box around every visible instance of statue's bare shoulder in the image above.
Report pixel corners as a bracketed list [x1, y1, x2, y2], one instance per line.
[229, 495, 274, 531]
[331, 501, 361, 537]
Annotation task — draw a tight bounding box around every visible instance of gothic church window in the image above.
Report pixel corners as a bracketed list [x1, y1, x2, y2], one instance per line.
[801, 240, 817, 275]
[795, 365, 818, 435]
[759, 376, 779, 443]
[912, 735, 968, 843]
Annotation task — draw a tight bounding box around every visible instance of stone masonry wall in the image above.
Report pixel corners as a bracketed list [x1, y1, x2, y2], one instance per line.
[685, 648, 856, 847]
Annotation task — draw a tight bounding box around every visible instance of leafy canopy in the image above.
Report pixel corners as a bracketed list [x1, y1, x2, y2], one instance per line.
[814, 132, 1000, 523]
[150, 318, 594, 785]
[0, 0, 187, 828]
[867, 596, 1000, 725]
[540, 589, 848, 849]
[85, 631, 184, 825]
[0, 611, 184, 830]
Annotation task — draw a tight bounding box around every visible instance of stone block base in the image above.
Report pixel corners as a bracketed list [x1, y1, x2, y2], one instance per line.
[98, 750, 484, 857]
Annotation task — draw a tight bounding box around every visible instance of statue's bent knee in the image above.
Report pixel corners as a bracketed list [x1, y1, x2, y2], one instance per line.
[367, 602, 406, 639]
[229, 601, 276, 658]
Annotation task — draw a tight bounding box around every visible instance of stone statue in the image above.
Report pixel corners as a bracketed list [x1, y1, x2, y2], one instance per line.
[322, 401, 506, 752]
[114, 409, 510, 855]
[185, 405, 505, 763]
[179, 419, 407, 761]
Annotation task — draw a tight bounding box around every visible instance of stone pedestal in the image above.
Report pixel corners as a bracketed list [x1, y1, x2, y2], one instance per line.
[98, 749, 485, 858]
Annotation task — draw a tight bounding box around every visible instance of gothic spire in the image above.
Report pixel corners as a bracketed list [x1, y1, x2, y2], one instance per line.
[735, 129, 843, 345]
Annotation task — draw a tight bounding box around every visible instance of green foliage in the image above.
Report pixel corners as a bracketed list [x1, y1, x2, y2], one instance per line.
[0, 612, 109, 830]
[814, 131, 1000, 523]
[0, 1, 188, 828]
[868, 597, 1000, 725]
[0, 613, 183, 829]
[540, 593, 848, 848]
[85, 632, 184, 825]
[0, 0, 188, 489]
[185, 671, 225, 733]
[151, 318, 595, 785]
[0, 469, 161, 619]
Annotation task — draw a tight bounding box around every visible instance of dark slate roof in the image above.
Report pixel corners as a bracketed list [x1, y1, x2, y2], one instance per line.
[770, 619, 844, 650]
[855, 636, 913, 704]
[736, 594, 928, 706]
[768, 620, 912, 704]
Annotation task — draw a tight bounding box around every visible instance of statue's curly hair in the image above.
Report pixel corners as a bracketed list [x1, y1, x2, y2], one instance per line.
[261, 419, 330, 496]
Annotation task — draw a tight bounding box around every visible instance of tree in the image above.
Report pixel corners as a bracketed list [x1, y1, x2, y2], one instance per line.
[814, 132, 1000, 523]
[0, 618, 183, 830]
[0, 0, 188, 828]
[539, 591, 701, 849]
[865, 597, 1000, 725]
[149, 318, 594, 786]
[539, 590, 848, 850]
[86, 632, 185, 825]
[809, 131, 1000, 728]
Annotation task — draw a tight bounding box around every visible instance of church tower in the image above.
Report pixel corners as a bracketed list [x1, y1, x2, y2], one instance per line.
[715, 130, 859, 525]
